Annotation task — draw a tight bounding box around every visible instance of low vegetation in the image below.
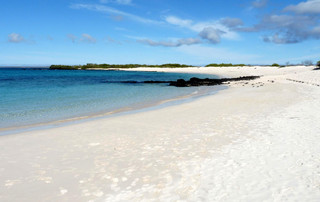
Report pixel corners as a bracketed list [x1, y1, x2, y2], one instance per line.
[50, 63, 192, 70]
[50, 61, 319, 70]
[153, 63, 191, 68]
[205, 63, 246, 67]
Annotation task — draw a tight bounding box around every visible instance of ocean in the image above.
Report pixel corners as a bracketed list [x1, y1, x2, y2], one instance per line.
[0, 68, 220, 130]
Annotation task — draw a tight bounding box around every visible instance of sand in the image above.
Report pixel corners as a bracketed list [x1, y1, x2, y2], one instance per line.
[0, 66, 320, 201]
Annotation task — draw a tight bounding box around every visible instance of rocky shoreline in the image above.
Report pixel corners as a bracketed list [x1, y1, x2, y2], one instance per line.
[117, 76, 260, 87]
[168, 76, 260, 87]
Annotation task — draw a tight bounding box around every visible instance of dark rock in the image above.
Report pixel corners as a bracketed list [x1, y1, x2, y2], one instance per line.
[169, 76, 260, 87]
[120, 76, 260, 87]
[121, 80, 139, 83]
[143, 80, 170, 84]
[174, 79, 188, 87]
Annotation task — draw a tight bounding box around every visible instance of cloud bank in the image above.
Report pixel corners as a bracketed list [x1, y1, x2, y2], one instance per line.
[70, 1, 320, 46]
[238, 0, 320, 44]
[284, 0, 320, 14]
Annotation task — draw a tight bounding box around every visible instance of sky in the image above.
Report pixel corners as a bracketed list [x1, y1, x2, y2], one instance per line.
[1, 0, 320, 66]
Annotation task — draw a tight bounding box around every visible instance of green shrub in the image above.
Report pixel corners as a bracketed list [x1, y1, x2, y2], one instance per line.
[157, 63, 191, 68]
[49, 63, 193, 70]
[50, 65, 79, 70]
[271, 63, 280, 67]
[205, 63, 246, 67]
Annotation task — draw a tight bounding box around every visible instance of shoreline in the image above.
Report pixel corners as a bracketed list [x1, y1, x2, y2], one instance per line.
[1, 65, 320, 201]
[0, 80, 225, 136]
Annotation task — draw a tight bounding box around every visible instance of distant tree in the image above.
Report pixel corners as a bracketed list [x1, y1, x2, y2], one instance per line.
[285, 62, 290, 66]
[302, 60, 313, 66]
[271, 63, 280, 67]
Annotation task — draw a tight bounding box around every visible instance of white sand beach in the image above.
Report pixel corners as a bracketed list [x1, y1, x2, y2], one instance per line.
[1, 66, 320, 201]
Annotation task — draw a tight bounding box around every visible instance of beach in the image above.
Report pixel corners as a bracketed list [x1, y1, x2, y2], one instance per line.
[1, 66, 320, 201]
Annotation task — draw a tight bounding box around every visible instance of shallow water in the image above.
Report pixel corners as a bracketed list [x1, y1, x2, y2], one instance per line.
[0, 68, 218, 129]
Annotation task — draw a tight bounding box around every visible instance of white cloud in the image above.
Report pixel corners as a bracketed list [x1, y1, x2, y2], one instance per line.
[138, 16, 242, 48]
[284, 0, 320, 14]
[312, 26, 320, 34]
[137, 38, 201, 47]
[100, 0, 132, 5]
[239, 13, 320, 44]
[110, 15, 124, 21]
[252, 0, 268, 8]
[71, 5, 240, 46]
[165, 16, 193, 28]
[8, 33, 25, 43]
[263, 34, 299, 44]
[220, 18, 244, 28]
[176, 44, 259, 63]
[81, 34, 96, 43]
[115, 0, 132, 5]
[105, 36, 122, 44]
[199, 28, 223, 44]
[71, 4, 161, 24]
[165, 15, 240, 41]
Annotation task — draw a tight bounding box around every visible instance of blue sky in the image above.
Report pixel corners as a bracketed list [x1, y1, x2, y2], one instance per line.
[1, 0, 320, 66]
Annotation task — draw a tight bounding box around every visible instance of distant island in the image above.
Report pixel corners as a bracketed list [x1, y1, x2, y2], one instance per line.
[49, 62, 319, 70]
[49, 63, 192, 70]
[49, 63, 255, 70]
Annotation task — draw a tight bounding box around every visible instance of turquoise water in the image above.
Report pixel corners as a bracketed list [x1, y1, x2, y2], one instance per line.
[0, 68, 219, 129]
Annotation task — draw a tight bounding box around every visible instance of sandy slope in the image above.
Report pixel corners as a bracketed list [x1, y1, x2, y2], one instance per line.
[0, 66, 319, 201]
